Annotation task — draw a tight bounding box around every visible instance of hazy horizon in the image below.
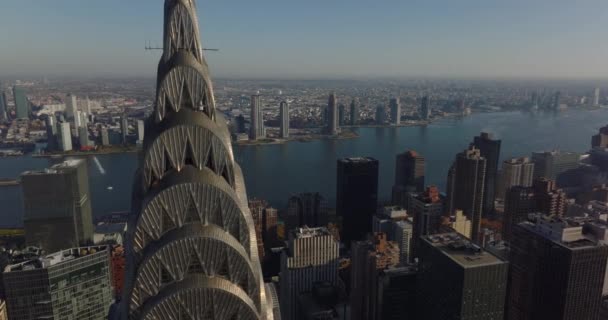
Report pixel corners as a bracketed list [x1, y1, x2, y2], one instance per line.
[2, 0, 608, 79]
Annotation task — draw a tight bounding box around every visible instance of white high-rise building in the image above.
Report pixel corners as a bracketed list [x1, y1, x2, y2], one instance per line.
[74, 110, 83, 128]
[78, 127, 90, 148]
[137, 119, 145, 143]
[58, 122, 72, 151]
[594, 88, 601, 106]
[66, 94, 78, 119]
[498, 157, 535, 199]
[280, 227, 339, 320]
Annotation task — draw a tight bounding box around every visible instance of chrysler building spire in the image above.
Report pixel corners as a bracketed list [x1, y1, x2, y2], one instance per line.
[122, 1, 272, 319]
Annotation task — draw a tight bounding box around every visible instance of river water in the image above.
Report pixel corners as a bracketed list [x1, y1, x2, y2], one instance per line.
[0, 109, 605, 227]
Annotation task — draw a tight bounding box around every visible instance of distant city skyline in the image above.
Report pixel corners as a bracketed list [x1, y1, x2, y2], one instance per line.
[2, 0, 608, 79]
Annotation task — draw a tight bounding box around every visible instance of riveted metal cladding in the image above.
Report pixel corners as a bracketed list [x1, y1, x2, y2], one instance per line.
[124, 0, 270, 318]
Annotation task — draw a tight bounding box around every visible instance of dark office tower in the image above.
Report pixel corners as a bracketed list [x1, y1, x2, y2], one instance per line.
[394, 150, 425, 192]
[390, 97, 401, 125]
[350, 98, 359, 125]
[337, 157, 379, 246]
[326, 92, 339, 135]
[0, 91, 7, 121]
[420, 95, 431, 120]
[235, 114, 246, 133]
[472, 132, 502, 215]
[497, 157, 534, 199]
[376, 267, 418, 320]
[507, 217, 608, 320]
[21, 159, 93, 253]
[392, 150, 425, 207]
[280, 227, 339, 320]
[45, 115, 58, 151]
[418, 233, 508, 320]
[3, 246, 113, 320]
[263, 207, 278, 248]
[408, 186, 445, 259]
[446, 146, 486, 243]
[376, 104, 386, 125]
[338, 104, 346, 126]
[279, 100, 289, 139]
[13, 86, 29, 119]
[123, 1, 271, 319]
[286, 192, 327, 230]
[502, 186, 536, 241]
[592, 125, 608, 148]
[250, 94, 265, 140]
[532, 150, 580, 180]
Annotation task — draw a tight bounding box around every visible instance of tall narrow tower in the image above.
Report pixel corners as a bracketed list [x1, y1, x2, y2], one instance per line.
[123, 1, 271, 319]
[326, 92, 339, 135]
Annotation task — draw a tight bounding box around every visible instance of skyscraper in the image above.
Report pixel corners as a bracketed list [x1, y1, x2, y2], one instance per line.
[66, 93, 78, 119]
[502, 178, 567, 241]
[21, 159, 93, 252]
[418, 232, 508, 320]
[45, 115, 58, 151]
[392, 150, 426, 206]
[373, 206, 413, 264]
[594, 87, 601, 106]
[136, 119, 145, 143]
[376, 104, 386, 124]
[85, 96, 92, 113]
[390, 97, 401, 125]
[592, 125, 608, 149]
[350, 233, 401, 320]
[337, 157, 379, 246]
[531, 150, 580, 180]
[507, 216, 608, 320]
[447, 146, 486, 243]
[280, 227, 339, 320]
[553, 91, 562, 110]
[350, 98, 359, 125]
[326, 92, 339, 135]
[497, 157, 534, 199]
[13, 86, 29, 119]
[408, 186, 445, 259]
[502, 186, 536, 241]
[79, 126, 90, 147]
[420, 95, 430, 120]
[58, 122, 73, 151]
[286, 192, 328, 230]
[2, 246, 113, 320]
[250, 94, 265, 140]
[279, 100, 289, 139]
[120, 114, 128, 144]
[123, 1, 271, 319]
[338, 103, 346, 126]
[0, 91, 7, 121]
[472, 132, 501, 215]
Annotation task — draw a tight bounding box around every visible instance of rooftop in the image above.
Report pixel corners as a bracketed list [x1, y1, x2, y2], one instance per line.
[5, 246, 108, 273]
[339, 157, 377, 163]
[293, 226, 331, 239]
[22, 159, 84, 176]
[519, 215, 604, 249]
[424, 233, 505, 268]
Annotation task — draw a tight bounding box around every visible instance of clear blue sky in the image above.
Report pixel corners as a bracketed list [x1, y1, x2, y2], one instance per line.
[1, 0, 607, 79]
